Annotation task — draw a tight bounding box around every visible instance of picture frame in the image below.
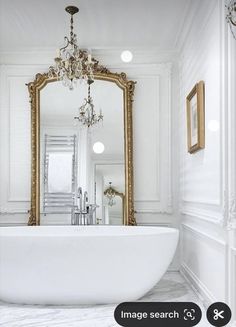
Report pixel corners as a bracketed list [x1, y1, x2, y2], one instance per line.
[186, 81, 205, 154]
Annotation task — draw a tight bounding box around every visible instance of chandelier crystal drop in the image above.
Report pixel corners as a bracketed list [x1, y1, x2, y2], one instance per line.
[226, 0, 236, 40]
[105, 182, 116, 207]
[49, 6, 97, 90]
[74, 79, 103, 128]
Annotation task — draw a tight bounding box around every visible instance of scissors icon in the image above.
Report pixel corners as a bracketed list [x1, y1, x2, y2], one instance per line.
[213, 309, 224, 320]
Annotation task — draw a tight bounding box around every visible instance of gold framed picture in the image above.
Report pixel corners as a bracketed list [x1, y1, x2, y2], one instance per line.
[186, 81, 205, 154]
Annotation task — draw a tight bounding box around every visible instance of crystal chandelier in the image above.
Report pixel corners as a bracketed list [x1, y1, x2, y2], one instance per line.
[104, 182, 116, 207]
[226, 0, 236, 40]
[74, 79, 103, 128]
[49, 6, 97, 90]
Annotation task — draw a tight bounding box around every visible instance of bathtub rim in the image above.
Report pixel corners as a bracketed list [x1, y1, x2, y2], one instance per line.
[0, 225, 179, 237]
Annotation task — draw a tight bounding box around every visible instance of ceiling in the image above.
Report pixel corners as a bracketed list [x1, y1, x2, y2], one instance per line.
[0, 0, 189, 52]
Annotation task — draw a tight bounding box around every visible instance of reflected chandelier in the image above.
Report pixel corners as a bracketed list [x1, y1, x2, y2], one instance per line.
[226, 0, 236, 40]
[74, 79, 103, 128]
[49, 6, 97, 90]
[104, 182, 116, 207]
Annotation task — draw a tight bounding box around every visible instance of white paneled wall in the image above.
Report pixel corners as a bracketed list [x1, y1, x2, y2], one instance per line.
[0, 65, 41, 222]
[179, 0, 223, 219]
[0, 58, 175, 231]
[179, 0, 226, 302]
[178, 0, 236, 316]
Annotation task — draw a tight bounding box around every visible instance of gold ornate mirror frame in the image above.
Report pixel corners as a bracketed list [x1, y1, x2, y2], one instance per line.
[27, 62, 136, 226]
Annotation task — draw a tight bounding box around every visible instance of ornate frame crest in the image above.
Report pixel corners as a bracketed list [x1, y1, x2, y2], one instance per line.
[27, 60, 136, 225]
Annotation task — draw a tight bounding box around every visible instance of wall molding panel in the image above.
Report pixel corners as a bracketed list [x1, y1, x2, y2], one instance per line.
[180, 263, 216, 307]
[181, 222, 226, 303]
[181, 202, 224, 226]
[0, 65, 44, 222]
[182, 223, 226, 248]
[132, 65, 173, 215]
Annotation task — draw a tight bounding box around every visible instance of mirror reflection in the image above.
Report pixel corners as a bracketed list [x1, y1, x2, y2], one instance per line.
[40, 79, 125, 225]
[95, 164, 125, 225]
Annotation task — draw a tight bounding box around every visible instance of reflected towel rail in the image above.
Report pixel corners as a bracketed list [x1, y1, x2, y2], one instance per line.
[43, 134, 78, 214]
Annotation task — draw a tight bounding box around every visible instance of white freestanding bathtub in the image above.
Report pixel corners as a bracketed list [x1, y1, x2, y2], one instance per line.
[0, 226, 179, 305]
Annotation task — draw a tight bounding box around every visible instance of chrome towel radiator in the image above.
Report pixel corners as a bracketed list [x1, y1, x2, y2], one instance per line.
[43, 134, 78, 214]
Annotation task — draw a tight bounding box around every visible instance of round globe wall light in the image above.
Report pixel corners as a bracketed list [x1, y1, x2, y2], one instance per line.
[93, 142, 105, 154]
[121, 50, 133, 63]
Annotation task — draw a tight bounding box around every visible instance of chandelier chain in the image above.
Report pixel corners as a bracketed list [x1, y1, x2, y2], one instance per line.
[70, 15, 74, 42]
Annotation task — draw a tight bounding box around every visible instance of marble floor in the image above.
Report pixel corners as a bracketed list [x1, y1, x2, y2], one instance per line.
[0, 272, 208, 327]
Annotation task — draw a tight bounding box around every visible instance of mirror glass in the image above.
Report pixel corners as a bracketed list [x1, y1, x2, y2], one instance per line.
[95, 164, 125, 225]
[40, 79, 125, 225]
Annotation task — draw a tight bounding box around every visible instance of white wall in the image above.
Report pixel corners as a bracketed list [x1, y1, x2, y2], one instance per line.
[178, 0, 236, 315]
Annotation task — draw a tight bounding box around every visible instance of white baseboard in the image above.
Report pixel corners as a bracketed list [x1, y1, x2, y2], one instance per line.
[180, 263, 216, 308]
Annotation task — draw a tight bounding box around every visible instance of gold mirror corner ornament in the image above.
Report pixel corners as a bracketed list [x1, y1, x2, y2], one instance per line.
[28, 61, 136, 226]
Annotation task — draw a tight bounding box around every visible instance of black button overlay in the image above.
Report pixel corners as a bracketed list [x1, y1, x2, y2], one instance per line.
[114, 302, 202, 327]
[206, 302, 231, 327]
